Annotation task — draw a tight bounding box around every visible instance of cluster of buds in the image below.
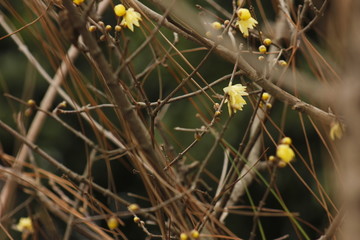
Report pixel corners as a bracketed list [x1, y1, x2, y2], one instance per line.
[180, 230, 200, 239]
[268, 137, 295, 168]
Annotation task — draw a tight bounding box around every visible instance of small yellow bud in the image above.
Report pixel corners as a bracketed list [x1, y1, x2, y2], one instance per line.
[107, 217, 118, 230]
[278, 60, 288, 67]
[266, 103, 272, 109]
[215, 110, 221, 117]
[263, 38, 272, 46]
[330, 121, 343, 140]
[115, 25, 122, 32]
[191, 230, 200, 239]
[213, 102, 220, 110]
[280, 137, 292, 145]
[268, 155, 276, 162]
[180, 233, 189, 240]
[276, 144, 295, 163]
[105, 25, 112, 32]
[128, 203, 140, 212]
[133, 216, 140, 223]
[88, 25, 97, 32]
[224, 20, 230, 25]
[205, 31, 212, 37]
[258, 56, 265, 61]
[27, 99, 36, 107]
[98, 21, 105, 28]
[211, 21, 222, 30]
[237, 8, 251, 21]
[73, 0, 84, 5]
[114, 4, 126, 17]
[258, 45, 267, 53]
[261, 92, 270, 101]
[278, 161, 287, 168]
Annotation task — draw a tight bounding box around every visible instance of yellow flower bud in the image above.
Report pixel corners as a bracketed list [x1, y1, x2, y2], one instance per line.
[280, 137, 292, 145]
[27, 99, 36, 107]
[88, 25, 97, 32]
[180, 233, 189, 240]
[107, 217, 118, 230]
[211, 21, 222, 30]
[115, 25, 122, 32]
[114, 4, 126, 17]
[268, 155, 276, 162]
[261, 92, 270, 101]
[258, 45, 267, 53]
[128, 203, 140, 212]
[98, 21, 105, 27]
[258, 56, 265, 61]
[330, 121, 343, 140]
[263, 38, 272, 46]
[191, 230, 200, 239]
[133, 216, 140, 223]
[105, 25, 112, 32]
[278, 60, 288, 67]
[276, 144, 295, 163]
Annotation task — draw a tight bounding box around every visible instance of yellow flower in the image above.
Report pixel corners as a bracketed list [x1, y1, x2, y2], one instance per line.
[107, 217, 118, 230]
[16, 217, 34, 233]
[73, 0, 84, 5]
[276, 144, 295, 163]
[223, 84, 248, 115]
[121, 8, 142, 32]
[235, 8, 258, 37]
[330, 121, 343, 140]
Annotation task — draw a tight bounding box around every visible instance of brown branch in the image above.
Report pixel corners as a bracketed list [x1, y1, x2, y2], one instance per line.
[0, 120, 130, 206]
[136, 0, 336, 126]
[62, 0, 167, 171]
